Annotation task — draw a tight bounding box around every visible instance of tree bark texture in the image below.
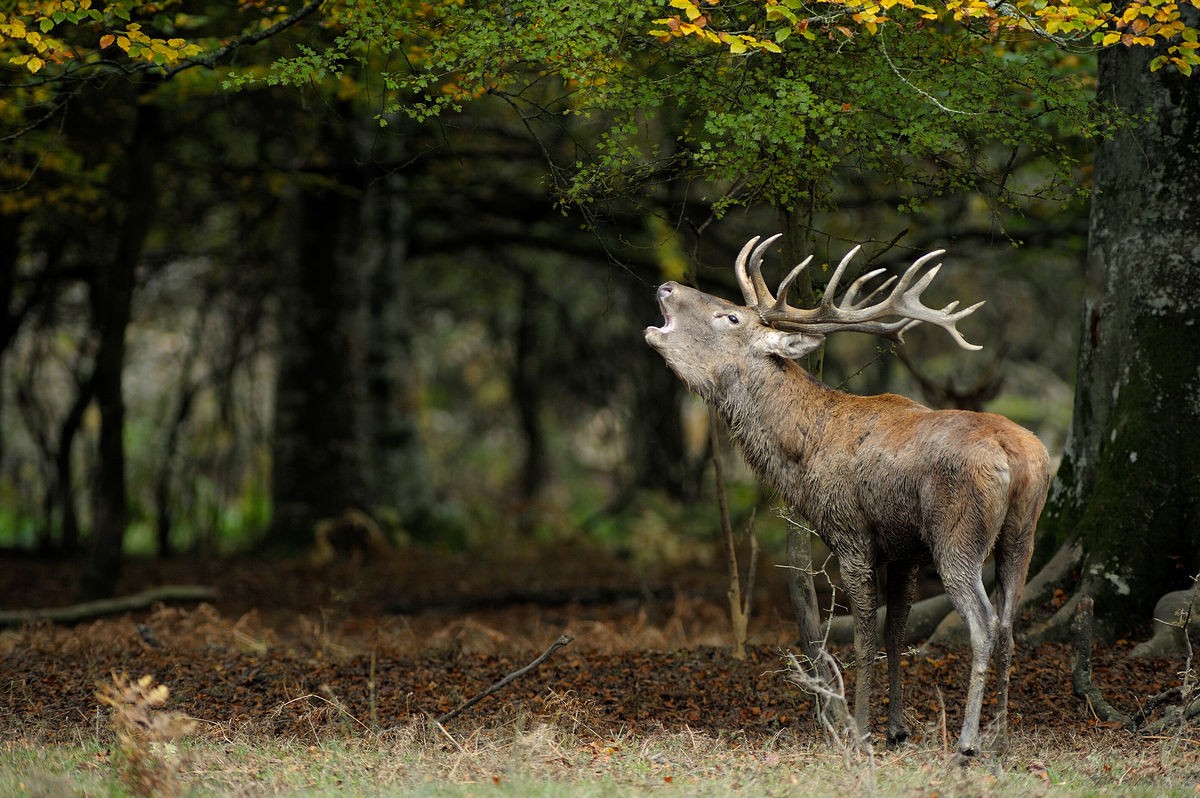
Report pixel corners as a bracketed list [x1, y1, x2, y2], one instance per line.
[268, 164, 429, 548]
[357, 171, 433, 526]
[268, 178, 370, 547]
[1036, 37, 1200, 637]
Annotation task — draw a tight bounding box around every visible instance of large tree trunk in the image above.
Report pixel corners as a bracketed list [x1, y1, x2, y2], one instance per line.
[1032, 37, 1200, 639]
[267, 177, 370, 548]
[267, 163, 429, 549]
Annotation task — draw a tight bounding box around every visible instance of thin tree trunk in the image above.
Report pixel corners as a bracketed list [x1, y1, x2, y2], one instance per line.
[55, 367, 96, 554]
[513, 270, 546, 504]
[80, 102, 160, 599]
[360, 171, 431, 527]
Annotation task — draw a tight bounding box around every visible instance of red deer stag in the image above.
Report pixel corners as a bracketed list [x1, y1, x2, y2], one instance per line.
[644, 234, 1050, 757]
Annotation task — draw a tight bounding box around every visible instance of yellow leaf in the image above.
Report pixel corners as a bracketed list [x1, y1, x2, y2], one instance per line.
[167, 38, 185, 48]
[729, 39, 747, 53]
[26, 55, 44, 73]
[1101, 31, 1121, 45]
[117, 35, 130, 51]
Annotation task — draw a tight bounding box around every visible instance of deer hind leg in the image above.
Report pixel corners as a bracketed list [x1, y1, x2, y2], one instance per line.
[940, 565, 998, 758]
[840, 556, 879, 747]
[989, 507, 1038, 748]
[884, 560, 919, 745]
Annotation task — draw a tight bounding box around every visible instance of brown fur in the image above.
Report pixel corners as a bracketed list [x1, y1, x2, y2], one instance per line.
[646, 281, 1050, 755]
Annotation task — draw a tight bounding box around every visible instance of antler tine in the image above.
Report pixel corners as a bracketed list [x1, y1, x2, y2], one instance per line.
[843, 269, 893, 309]
[818, 245, 861, 310]
[773, 256, 813, 312]
[897, 301, 985, 350]
[896, 300, 959, 339]
[734, 233, 783, 308]
[734, 236, 762, 305]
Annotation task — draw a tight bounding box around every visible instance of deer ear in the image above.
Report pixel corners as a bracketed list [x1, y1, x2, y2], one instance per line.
[754, 330, 824, 360]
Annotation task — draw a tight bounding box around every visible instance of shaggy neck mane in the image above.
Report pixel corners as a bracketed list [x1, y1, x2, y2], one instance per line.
[712, 356, 834, 497]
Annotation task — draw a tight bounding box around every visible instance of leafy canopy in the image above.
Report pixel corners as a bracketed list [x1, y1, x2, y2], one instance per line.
[214, 1, 1101, 218]
[656, 0, 1200, 75]
[0, 1, 1122, 219]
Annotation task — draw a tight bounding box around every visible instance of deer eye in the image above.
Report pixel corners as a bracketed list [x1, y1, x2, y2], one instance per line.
[726, 313, 740, 325]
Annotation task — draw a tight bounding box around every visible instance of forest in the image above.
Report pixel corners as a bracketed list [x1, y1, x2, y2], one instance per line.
[2, 1, 1199, 795]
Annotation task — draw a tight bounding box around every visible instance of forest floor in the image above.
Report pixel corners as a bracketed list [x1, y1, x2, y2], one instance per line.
[1, 543, 1198, 796]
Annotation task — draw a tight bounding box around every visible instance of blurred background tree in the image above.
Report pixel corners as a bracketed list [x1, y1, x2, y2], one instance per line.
[2, 0, 1189, 640]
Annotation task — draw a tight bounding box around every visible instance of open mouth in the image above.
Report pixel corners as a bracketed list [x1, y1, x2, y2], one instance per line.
[646, 284, 675, 335]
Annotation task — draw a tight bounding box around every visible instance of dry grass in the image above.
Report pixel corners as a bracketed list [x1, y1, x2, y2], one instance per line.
[3, 681, 1200, 797]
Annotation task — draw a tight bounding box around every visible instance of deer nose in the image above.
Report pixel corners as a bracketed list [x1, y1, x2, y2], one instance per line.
[657, 283, 675, 300]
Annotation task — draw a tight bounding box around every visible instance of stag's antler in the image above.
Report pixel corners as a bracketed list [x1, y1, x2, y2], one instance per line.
[734, 233, 984, 350]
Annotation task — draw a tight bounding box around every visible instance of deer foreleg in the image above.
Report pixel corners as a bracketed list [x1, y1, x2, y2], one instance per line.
[842, 557, 878, 746]
[884, 560, 919, 745]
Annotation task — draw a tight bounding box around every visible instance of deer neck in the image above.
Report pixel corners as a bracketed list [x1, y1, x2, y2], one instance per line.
[713, 356, 834, 488]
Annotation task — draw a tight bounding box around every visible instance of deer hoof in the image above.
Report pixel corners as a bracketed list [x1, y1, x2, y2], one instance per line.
[953, 747, 980, 766]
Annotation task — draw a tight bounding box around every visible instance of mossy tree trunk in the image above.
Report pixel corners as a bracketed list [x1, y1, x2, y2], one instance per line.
[1033, 33, 1200, 639]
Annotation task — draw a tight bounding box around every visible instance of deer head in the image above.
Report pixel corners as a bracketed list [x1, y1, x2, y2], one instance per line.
[644, 233, 983, 399]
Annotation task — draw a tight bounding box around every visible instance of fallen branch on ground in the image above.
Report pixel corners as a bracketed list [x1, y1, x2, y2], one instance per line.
[0, 585, 218, 627]
[437, 633, 574, 725]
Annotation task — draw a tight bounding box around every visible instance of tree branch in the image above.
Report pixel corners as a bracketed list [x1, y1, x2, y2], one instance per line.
[164, 0, 326, 79]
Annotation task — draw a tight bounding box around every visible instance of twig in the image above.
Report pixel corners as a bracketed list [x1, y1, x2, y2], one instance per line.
[275, 692, 377, 737]
[711, 409, 756, 660]
[437, 633, 574, 725]
[784, 648, 862, 754]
